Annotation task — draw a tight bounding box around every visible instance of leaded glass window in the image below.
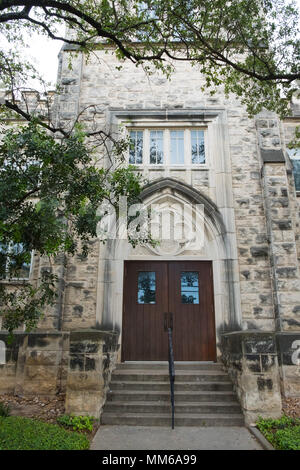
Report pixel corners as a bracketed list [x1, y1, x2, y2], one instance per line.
[127, 128, 206, 166]
[170, 130, 184, 164]
[191, 130, 205, 164]
[181, 272, 199, 304]
[138, 271, 156, 304]
[150, 130, 164, 164]
[129, 130, 143, 164]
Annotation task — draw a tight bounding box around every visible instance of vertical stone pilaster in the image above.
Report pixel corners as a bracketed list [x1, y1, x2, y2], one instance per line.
[256, 115, 300, 333]
[256, 114, 300, 399]
[261, 163, 300, 331]
[65, 330, 119, 418]
[221, 331, 282, 424]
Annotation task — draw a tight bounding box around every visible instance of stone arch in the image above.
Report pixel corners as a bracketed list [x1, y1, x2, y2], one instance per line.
[96, 178, 242, 357]
[140, 177, 226, 238]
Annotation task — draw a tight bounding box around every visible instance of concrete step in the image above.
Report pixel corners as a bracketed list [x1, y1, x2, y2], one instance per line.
[111, 371, 229, 382]
[101, 412, 245, 427]
[117, 362, 224, 371]
[104, 401, 242, 414]
[110, 381, 233, 392]
[102, 362, 244, 427]
[107, 390, 238, 403]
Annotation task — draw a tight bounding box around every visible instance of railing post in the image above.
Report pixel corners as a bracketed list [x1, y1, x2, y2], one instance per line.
[168, 325, 175, 430]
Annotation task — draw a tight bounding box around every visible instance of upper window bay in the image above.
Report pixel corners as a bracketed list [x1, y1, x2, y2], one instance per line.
[128, 128, 206, 166]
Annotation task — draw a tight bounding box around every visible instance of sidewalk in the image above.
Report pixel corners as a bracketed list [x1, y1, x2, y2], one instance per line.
[91, 425, 263, 450]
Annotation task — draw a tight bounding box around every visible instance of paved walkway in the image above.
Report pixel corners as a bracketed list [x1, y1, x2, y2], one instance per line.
[91, 425, 262, 450]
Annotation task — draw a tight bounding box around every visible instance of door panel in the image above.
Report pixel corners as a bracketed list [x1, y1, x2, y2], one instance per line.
[168, 261, 216, 361]
[122, 260, 216, 361]
[122, 261, 169, 361]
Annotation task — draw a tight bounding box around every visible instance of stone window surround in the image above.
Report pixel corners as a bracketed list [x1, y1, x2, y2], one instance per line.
[127, 125, 208, 169]
[108, 107, 236, 212]
[108, 109, 225, 175]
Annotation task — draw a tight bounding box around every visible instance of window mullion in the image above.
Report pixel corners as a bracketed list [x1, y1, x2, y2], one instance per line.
[145, 129, 149, 165]
[166, 130, 169, 166]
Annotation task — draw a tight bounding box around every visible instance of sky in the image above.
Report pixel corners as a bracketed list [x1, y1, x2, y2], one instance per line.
[23, 30, 64, 88]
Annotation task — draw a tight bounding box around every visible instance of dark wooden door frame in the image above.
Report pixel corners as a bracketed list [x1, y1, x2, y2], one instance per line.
[121, 260, 217, 362]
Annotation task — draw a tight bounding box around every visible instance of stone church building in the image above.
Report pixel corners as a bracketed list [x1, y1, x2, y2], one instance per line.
[0, 40, 300, 426]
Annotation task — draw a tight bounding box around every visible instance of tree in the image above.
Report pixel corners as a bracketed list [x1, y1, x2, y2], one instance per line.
[0, 120, 148, 337]
[0, 0, 299, 119]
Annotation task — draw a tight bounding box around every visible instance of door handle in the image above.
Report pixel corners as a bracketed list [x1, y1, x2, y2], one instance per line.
[164, 312, 174, 331]
[169, 312, 173, 331]
[164, 312, 168, 331]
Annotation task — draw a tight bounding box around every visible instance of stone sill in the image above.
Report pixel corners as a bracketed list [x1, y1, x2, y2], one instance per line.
[221, 330, 275, 337]
[0, 279, 30, 285]
[133, 165, 210, 171]
[0, 328, 118, 336]
[222, 330, 300, 338]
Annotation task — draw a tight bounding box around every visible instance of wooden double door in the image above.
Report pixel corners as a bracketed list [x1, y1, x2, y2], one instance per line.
[122, 261, 216, 361]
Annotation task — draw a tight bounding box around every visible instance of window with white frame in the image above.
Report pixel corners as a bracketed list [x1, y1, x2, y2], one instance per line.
[150, 130, 164, 164]
[128, 128, 206, 166]
[129, 130, 143, 164]
[191, 130, 205, 164]
[0, 243, 32, 280]
[170, 130, 184, 164]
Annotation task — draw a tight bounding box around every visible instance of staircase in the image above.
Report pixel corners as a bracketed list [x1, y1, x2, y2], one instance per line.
[101, 362, 244, 426]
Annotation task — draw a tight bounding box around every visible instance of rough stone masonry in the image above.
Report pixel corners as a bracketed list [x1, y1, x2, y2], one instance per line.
[0, 44, 299, 424]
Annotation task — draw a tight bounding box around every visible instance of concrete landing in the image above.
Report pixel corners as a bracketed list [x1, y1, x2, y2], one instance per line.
[91, 425, 263, 450]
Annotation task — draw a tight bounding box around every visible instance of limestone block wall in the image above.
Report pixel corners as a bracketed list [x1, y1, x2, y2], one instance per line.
[0, 334, 24, 394]
[35, 242, 100, 331]
[255, 114, 300, 332]
[0, 332, 69, 396]
[283, 120, 300, 263]
[61, 241, 100, 330]
[221, 331, 283, 424]
[65, 330, 118, 417]
[222, 330, 300, 422]
[53, 47, 271, 333]
[229, 114, 274, 332]
[0, 330, 119, 418]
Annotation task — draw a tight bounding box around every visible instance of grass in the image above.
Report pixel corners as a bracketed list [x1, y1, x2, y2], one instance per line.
[0, 416, 90, 450]
[256, 415, 300, 450]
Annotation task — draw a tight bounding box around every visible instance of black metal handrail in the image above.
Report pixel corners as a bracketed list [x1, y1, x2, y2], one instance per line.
[168, 326, 175, 429]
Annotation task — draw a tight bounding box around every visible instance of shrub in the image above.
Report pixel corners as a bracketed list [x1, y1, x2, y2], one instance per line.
[0, 416, 90, 450]
[275, 426, 300, 450]
[0, 402, 10, 418]
[57, 414, 95, 432]
[257, 415, 300, 450]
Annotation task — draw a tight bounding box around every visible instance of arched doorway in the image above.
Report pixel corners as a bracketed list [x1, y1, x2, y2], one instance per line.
[96, 178, 242, 361]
